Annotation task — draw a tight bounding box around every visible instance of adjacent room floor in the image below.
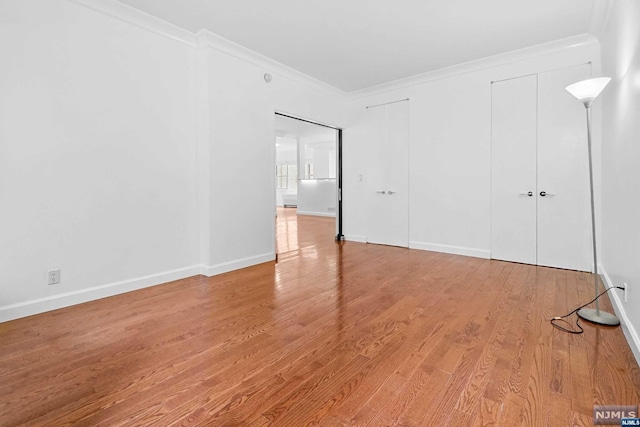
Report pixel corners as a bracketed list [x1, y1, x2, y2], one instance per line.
[1, 213, 639, 425]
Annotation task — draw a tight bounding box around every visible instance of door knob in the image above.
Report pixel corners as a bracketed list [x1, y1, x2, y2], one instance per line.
[388, 190, 396, 195]
[519, 191, 533, 197]
[376, 190, 386, 194]
[540, 191, 555, 197]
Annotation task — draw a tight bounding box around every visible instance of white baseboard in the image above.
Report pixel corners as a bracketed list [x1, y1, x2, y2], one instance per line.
[200, 252, 274, 277]
[344, 234, 367, 243]
[0, 265, 201, 323]
[1, 252, 277, 323]
[296, 210, 336, 218]
[601, 266, 640, 367]
[409, 241, 491, 259]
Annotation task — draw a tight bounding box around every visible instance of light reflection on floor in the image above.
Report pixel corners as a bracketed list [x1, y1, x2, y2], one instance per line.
[273, 206, 345, 334]
[275, 206, 336, 291]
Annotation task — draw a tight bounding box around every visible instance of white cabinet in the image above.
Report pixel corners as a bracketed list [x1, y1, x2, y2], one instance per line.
[491, 64, 592, 271]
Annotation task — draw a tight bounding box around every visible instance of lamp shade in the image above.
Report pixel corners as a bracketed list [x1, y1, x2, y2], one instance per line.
[565, 77, 611, 104]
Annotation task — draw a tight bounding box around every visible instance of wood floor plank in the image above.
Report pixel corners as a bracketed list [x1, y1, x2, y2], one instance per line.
[370, 365, 451, 426]
[472, 397, 501, 427]
[570, 343, 595, 418]
[1, 207, 638, 425]
[547, 391, 572, 426]
[497, 392, 526, 426]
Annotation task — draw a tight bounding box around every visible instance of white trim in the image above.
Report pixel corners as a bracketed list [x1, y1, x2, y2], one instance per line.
[68, 1, 345, 98]
[0, 265, 200, 323]
[349, 34, 598, 99]
[409, 241, 491, 259]
[68, 0, 196, 46]
[344, 234, 367, 243]
[66, 0, 601, 100]
[601, 266, 640, 366]
[197, 30, 346, 98]
[296, 210, 336, 218]
[200, 253, 274, 277]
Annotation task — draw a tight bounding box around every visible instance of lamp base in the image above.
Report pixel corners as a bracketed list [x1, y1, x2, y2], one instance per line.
[577, 308, 620, 326]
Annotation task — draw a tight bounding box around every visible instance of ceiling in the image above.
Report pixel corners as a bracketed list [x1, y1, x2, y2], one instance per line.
[117, 0, 600, 92]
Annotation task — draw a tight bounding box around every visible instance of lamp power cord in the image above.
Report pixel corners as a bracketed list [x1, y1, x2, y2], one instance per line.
[550, 286, 624, 334]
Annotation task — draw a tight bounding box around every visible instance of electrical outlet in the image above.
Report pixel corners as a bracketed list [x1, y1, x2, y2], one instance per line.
[623, 282, 628, 303]
[48, 269, 60, 285]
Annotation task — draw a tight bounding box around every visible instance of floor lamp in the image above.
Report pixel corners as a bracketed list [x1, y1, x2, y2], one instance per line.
[565, 77, 620, 326]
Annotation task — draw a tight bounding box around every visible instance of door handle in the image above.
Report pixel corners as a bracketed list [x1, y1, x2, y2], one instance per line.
[539, 191, 555, 197]
[376, 190, 386, 194]
[519, 191, 533, 197]
[387, 190, 396, 195]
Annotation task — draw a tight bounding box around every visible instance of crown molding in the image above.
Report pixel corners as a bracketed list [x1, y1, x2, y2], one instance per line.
[196, 30, 346, 99]
[68, 0, 197, 46]
[67, 0, 346, 98]
[348, 34, 599, 99]
[67, 0, 600, 101]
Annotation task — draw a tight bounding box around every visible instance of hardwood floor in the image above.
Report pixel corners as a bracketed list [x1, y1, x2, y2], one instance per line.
[1, 211, 639, 426]
[276, 206, 335, 255]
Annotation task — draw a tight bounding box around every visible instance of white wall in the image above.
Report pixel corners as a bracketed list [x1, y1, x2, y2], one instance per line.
[600, 0, 640, 362]
[343, 36, 601, 256]
[0, 0, 199, 321]
[199, 31, 345, 275]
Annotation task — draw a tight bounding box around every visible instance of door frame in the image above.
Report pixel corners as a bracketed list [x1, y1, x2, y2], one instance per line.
[274, 111, 344, 241]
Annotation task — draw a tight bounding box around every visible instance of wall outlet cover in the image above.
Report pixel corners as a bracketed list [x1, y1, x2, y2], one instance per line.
[48, 269, 60, 285]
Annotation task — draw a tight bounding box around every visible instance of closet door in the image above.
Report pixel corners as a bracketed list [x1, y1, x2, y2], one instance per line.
[490, 75, 538, 264]
[537, 64, 592, 271]
[366, 101, 409, 247]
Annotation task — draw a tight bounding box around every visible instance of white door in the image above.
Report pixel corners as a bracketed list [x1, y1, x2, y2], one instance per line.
[491, 65, 592, 271]
[366, 101, 409, 247]
[537, 64, 592, 271]
[491, 75, 538, 264]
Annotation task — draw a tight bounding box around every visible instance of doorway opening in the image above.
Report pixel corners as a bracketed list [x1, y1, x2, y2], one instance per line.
[274, 113, 342, 258]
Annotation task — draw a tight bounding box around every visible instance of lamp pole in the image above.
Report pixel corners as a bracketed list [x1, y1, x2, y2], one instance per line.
[585, 103, 600, 314]
[576, 101, 620, 326]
